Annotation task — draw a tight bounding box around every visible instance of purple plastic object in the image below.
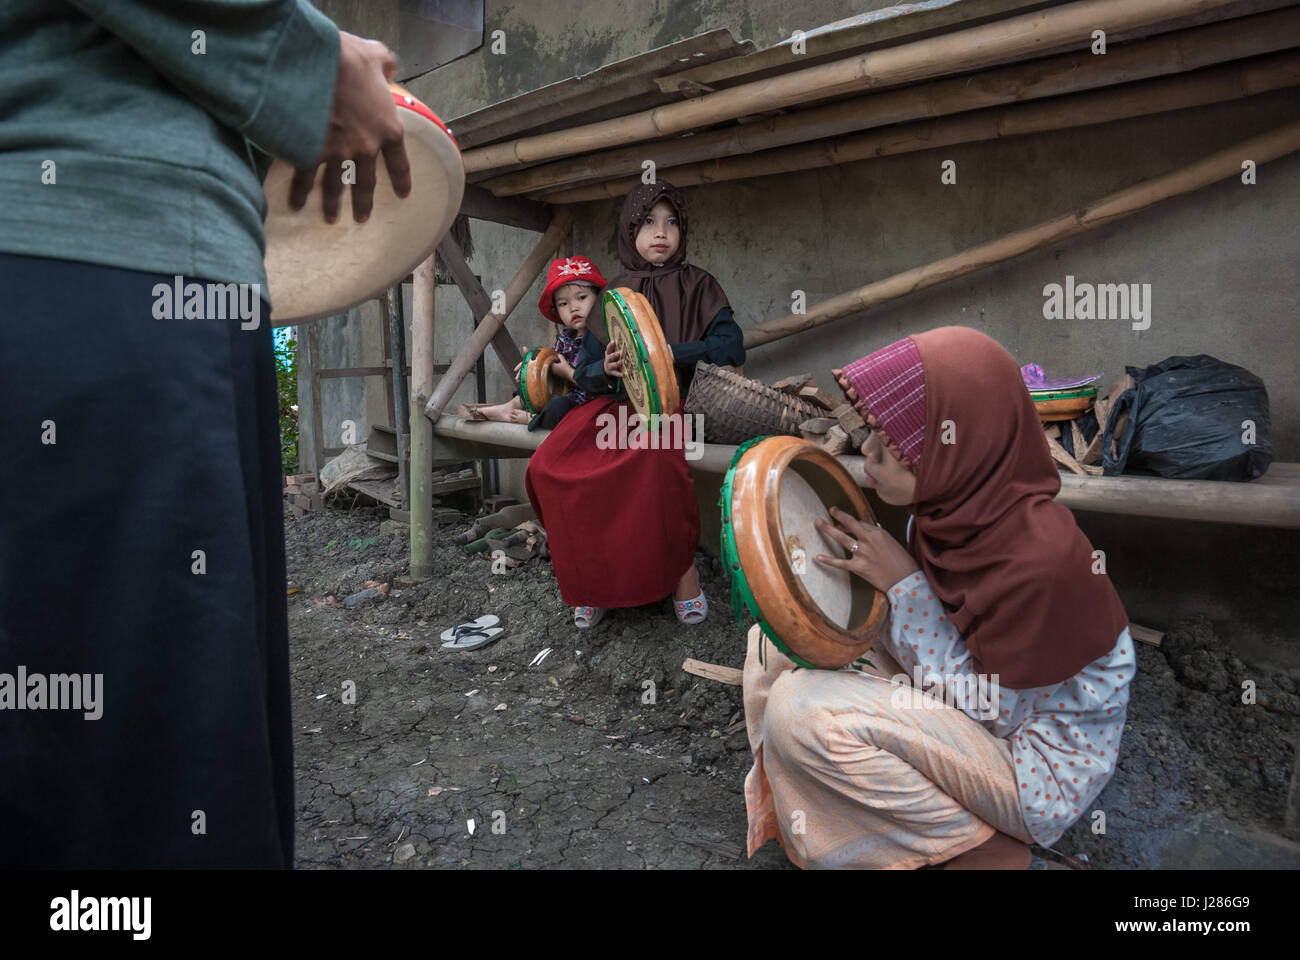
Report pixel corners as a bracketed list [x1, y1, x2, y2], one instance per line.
[1020, 363, 1101, 392]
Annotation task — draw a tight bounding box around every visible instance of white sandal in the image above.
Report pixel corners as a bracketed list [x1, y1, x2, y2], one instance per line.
[573, 605, 607, 629]
[674, 591, 708, 624]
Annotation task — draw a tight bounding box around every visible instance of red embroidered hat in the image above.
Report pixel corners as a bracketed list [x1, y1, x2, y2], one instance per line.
[538, 256, 607, 323]
[832, 336, 926, 471]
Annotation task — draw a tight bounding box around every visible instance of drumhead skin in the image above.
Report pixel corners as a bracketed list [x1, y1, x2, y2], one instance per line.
[601, 288, 680, 418]
[262, 84, 464, 323]
[518, 347, 567, 414]
[722, 436, 887, 668]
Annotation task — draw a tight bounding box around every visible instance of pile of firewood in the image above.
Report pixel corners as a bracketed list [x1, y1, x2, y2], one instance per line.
[1042, 373, 1135, 477]
[770, 373, 871, 456]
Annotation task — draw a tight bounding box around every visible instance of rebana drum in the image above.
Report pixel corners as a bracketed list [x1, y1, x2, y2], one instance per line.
[600, 288, 680, 419]
[517, 346, 569, 415]
[721, 435, 888, 669]
[263, 82, 464, 323]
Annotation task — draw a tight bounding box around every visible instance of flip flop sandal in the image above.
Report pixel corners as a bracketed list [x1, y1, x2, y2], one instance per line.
[674, 591, 708, 625]
[573, 605, 607, 629]
[441, 626, 505, 651]
[440, 615, 500, 642]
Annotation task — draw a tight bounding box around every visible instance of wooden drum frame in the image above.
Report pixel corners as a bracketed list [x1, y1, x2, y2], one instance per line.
[262, 82, 464, 324]
[601, 287, 680, 418]
[721, 436, 889, 669]
[517, 347, 569, 415]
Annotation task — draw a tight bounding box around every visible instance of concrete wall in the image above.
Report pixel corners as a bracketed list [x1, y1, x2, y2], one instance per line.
[312, 1, 1300, 652]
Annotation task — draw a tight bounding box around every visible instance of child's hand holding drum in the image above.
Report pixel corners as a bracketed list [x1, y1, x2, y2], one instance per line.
[603, 339, 626, 378]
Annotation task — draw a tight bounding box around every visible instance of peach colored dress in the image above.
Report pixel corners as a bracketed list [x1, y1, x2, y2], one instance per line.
[742, 569, 1133, 869]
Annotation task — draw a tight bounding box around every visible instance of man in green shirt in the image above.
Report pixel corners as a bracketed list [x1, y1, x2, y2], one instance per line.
[0, 0, 412, 867]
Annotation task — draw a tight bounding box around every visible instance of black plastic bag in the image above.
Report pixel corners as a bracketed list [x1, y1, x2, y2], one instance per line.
[1101, 354, 1272, 481]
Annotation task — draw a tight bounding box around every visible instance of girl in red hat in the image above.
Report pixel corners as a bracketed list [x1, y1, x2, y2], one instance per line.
[526, 180, 745, 629]
[465, 256, 606, 429]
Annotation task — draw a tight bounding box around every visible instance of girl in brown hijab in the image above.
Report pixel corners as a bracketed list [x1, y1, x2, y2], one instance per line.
[526, 181, 744, 628]
[741, 327, 1134, 869]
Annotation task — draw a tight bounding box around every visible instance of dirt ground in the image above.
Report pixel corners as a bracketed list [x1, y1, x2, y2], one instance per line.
[284, 503, 1300, 870]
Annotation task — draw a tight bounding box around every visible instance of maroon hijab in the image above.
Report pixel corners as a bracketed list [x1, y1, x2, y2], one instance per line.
[837, 327, 1129, 689]
[597, 180, 729, 345]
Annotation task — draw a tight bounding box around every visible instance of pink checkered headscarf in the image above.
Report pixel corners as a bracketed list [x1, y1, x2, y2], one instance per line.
[831, 336, 925, 470]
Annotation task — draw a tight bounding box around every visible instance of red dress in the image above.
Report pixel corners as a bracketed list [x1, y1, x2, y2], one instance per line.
[525, 395, 700, 608]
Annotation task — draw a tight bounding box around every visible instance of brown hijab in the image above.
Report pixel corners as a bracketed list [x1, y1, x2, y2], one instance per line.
[841, 327, 1129, 689]
[597, 180, 729, 345]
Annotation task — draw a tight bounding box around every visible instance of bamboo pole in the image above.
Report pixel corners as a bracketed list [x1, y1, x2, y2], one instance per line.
[742, 118, 1300, 348]
[424, 207, 576, 422]
[463, 0, 1242, 174]
[408, 255, 437, 580]
[484, 7, 1300, 198]
[541, 50, 1300, 204]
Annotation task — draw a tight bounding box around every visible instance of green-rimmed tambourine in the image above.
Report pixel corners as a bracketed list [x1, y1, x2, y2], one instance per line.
[600, 288, 680, 418]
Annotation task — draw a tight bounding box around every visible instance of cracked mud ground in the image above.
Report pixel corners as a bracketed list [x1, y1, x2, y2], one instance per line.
[285, 505, 1299, 870]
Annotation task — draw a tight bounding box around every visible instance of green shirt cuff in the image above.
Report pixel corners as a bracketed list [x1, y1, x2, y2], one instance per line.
[243, 0, 339, 168]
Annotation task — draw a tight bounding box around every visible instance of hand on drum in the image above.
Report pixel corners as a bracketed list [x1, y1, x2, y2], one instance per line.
[603, 340, 626, 379]
[815, 506, 919, 594]
[290, 32, 412, 224]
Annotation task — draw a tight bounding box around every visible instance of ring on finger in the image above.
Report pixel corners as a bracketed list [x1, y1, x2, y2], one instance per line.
[851, 541, 860, 553]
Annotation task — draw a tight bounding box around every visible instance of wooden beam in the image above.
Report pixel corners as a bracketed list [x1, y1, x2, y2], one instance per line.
[462, 0, 1243, 173]
[542, 49, 1300, 203]
[488, 7, 1300, 198]
[408, 255, 437, 580]
[1054, 471, 1300, 528]
[424, 208, 576, 422]
[458, 183, 552, 232]
[436, 231, 524, 372]
[742, 116, 1300, 348]
[651, 0, 1049, 94]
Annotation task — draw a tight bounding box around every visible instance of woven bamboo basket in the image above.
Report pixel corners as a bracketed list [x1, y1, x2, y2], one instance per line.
[684, 363, 827, 444]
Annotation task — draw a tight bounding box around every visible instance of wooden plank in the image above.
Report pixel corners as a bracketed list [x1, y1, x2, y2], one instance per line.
[318, 364, 447, 379]
[307, 320, 325, 475]
[446, 30, 751, 150]
[1054, 471, 1300, 529]
[1129, 623, 1164, 647]
[651, 0, 1051, 94]
[459, 183, 552, 232]
[464, 0, 1244, 173]
[682, 658, 744, 686]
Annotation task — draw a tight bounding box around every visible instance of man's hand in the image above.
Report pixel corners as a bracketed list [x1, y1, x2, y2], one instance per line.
[289, 32, 411, 223]
[814, 506, 919, 594]
[603, 340, 625, 378]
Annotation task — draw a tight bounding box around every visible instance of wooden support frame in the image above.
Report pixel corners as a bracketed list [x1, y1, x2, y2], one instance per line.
[485, 7, 1300, 199]
[542, 49, 1300, 203]
[458, 183, 552, 232]
[424, 207, 577, 423]
[742, 117, 1300, 348]
[462, 0, 1244, 174]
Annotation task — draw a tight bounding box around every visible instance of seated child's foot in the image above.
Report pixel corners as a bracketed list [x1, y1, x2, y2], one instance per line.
[472, 401, 529, 424]
[673, 563, 701, 601]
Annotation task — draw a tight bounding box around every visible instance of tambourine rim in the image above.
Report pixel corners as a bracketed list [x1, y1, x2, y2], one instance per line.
[262, 83, 464, 324]
[602, 288, 680, 419]
[727, 436, 887, 668]
[765, 441, 888, 648]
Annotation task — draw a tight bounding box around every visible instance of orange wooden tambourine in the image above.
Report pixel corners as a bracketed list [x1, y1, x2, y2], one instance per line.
[721, 436, 888, 668]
